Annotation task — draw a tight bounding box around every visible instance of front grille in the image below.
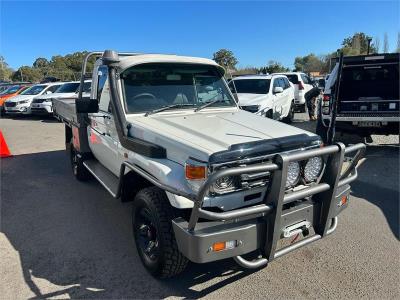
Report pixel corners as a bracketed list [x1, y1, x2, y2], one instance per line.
[338, 112, 400, 118]
[31, 108, 49, 114]
[32, 98, 46, 103]
[5, 102, 16, 107]
[240, 105, 259, 113]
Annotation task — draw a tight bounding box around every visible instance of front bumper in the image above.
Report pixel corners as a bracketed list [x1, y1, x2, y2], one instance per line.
[4, 105, 31, 114]
[172, 143, 365, 266]
[30, 103, 53, 115]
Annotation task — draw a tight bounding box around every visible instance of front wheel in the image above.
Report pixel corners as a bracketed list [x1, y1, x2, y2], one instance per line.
[132, 187, 188, 278]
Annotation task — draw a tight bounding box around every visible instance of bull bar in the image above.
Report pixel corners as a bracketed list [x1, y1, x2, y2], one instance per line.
[172, 142, 366, 268]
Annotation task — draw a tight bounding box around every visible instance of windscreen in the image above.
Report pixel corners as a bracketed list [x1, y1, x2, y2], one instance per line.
[339, 64, 399, 100]
[285, 75, 299, 84]
[20, 85, 46, 95]
[56, 82, 80, 93]
[121, 63, 235, 113]
[231, 79, 270, 94]
[2, 85, 21, 94]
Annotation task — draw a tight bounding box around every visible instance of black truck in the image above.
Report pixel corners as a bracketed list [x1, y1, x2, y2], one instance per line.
[317, 53, 399, 142]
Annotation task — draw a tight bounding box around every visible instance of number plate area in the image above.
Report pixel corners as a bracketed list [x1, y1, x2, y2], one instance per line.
[357, 121, 381, 127]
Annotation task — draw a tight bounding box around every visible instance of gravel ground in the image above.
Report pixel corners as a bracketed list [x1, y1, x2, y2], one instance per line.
[0, 113, 399, 299]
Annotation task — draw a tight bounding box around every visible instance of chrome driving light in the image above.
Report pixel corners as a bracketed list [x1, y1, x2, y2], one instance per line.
[211, 176, 237, 194]
[303, 157, 323, 182]
[285, 161, 300, 188]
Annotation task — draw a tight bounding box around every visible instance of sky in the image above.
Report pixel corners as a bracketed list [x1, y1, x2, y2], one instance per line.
[1, 0, 399, 70]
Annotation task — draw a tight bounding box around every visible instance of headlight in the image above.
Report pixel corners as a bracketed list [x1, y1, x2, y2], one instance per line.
[303, 157, 323, 182]
[44, 98, 52, 102]
[286, 161, 300, 188]
[210, 176, 237, 194]
[18, 100, 29, 104]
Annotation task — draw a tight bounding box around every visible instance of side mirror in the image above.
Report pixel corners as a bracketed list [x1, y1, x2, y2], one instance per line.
[273, 87, 284, 94]
[76, 98, 99, 114]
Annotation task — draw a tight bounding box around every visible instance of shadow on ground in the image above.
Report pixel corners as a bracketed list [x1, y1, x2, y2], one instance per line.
[1, 151, 256, 299]
[1, 142, 398, 298]
[350, 144, 400, 239]
[1, 114, 58, 123]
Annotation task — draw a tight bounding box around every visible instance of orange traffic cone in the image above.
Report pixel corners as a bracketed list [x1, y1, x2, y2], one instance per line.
[0, 130, 12, 158]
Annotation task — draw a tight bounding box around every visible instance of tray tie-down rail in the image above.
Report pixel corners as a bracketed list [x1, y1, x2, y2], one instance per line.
[182, 142, 365, 268]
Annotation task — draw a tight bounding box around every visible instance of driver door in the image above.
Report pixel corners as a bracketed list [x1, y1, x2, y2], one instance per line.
[88, 66, 120, 175]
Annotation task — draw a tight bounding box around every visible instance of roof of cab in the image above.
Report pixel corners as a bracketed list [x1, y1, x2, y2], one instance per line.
[118, 54, 225, 73]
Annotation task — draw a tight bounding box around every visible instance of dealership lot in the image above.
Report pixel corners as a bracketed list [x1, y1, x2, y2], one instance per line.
[0, 115, 399, 299]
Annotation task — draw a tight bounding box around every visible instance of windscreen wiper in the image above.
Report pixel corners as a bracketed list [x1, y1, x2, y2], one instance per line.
[145, 103, 195, 116]
[194, 98, 226, 112]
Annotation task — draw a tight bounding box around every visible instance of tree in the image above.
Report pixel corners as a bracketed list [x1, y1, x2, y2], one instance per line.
[213, 49, 238, 70]
[374, 36, 380, 53]
[383, 33, 389, 53]
[0, 56, 13, 81]
[341, 32, 377, 55]
[264, 60, 289, 73]
[33, 57, 49, 68]
[294, 54, 324, 73]
[11, 66, 43, 82]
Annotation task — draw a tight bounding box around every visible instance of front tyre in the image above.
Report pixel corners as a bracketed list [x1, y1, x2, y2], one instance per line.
[132, 187, 188, 278]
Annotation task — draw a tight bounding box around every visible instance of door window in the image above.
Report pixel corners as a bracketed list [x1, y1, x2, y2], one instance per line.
[301, 74, 310, 84]
[46, 85, 61, 93]
[97, 66, 108, 101]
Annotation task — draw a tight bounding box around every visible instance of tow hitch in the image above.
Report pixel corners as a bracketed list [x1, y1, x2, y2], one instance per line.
[283, 221, 311, 238]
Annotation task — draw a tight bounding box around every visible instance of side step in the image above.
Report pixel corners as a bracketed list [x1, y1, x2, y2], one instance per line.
[83, 160, 120, 198]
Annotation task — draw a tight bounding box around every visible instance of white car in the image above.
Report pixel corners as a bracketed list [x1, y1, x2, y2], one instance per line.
[229, 74, 295, 123]
[4, 82, 62, 115]
[274, 72, 314, 112]
[30, 80, 92, 115]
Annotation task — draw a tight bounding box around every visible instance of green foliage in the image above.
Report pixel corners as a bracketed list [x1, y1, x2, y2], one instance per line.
[213, 49, 238, 70]
[341, 32, 377, 55]
[11, 66, 43, 82]
[8, 51, 97, 82]
[0, 56, 13, 81]
[263, 60, 290, 73]
[33, 57, 49, 68]
[294, 54, 324, 73]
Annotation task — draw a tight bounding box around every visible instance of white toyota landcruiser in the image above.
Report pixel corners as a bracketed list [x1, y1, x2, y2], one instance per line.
[53, 51, 365, 278]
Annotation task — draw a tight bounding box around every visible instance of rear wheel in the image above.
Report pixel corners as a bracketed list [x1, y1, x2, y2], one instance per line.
[298, 103, 306, 113]
[132, 187, 188, 278]
[283, 101, 295, 124]
[69, 142, 91, 181]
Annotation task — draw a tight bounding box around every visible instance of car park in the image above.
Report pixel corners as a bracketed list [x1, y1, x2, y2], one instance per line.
[4, 82, 62, 115]
[317, 53, 399, 142]
[30, 80, 92, 115]
[53, 50, 365, 278]
[274, 72, 314, 112]
[0, 85, 31, 115]
[229, 74, 295, 123]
